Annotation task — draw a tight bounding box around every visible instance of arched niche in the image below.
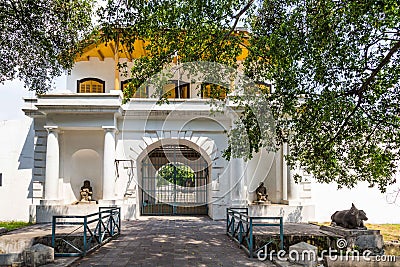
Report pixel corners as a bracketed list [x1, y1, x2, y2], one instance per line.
[71, 149, 102, 201]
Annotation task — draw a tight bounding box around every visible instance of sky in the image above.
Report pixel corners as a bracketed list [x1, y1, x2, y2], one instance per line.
[0, 75, 66, 121]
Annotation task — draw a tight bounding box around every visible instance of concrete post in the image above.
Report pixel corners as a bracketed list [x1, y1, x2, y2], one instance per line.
[288, 168, 300, 202]
[102, 126, 116, 200]
[282, 143, 288, 202]
[285, 143, 301, 204]
[231, 158, 246, 206]
[44, 126, 60, 201]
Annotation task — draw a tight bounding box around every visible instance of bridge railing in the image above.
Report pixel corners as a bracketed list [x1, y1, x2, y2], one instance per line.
[226, 207, 283, 258]
[51, 207, 121, 257]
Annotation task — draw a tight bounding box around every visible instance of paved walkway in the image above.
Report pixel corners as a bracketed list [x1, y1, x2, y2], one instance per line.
[71, 216, 276, 267]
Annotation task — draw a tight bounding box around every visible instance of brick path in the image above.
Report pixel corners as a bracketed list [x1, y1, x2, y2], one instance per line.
[71, 216, 276, 267]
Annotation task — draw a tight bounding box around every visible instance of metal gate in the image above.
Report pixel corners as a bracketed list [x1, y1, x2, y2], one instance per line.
[141, 145, 208, 215]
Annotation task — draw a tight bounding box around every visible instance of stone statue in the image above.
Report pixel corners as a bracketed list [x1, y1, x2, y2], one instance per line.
[256, 182, 268, 202]
[80, 180, 93, 202]
[331, 203, 368, 229]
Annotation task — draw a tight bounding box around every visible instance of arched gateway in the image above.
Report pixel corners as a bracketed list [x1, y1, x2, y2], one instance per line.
[140, 144, 209, 215]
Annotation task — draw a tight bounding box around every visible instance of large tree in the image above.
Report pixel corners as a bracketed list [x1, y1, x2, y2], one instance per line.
[242, 0, 400, 192]
[102, 0, 400, 192]
[0, 0, 94, 93]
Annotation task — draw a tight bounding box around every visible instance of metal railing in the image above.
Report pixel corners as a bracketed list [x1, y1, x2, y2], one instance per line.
[51, 207, 121, 257]
[226, 207, 283, 258]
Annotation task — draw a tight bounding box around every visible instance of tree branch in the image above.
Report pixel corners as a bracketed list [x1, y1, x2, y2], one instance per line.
[329, 37, 400, 144]
[358, 40, 400, 95]
[222, 0, 255, 40]
[360, 105, 400, 128]
[238, 39, 271, 62]
[193, 1, 255, 63]
[343, 40, 400, 98]
[326, 96, 362, 145]
[361, 119, 379, 149]
[357, 41, 400, 92]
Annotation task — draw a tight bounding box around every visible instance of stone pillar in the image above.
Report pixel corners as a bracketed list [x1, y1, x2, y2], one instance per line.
[230, 158, 247, 206]
[287, 168, 301, 202]
[43, 126, 60, 203]
[285, 143, 301, 205]
[282, 143, 288, 202]
[114, 53, 120, 90]
[102, 126, 116, 200]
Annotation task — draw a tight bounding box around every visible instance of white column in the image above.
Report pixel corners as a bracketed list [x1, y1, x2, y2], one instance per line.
[43, 126, 60, 202]
[282, 143, 288, 202]
[238, 158, 247, 204]
[274, 147, 283, 203]
[230, 158, 247, 206]
[228, 112, 248, 206]
[102, 126, 116, 200]
[285, 143, 301, 204]
[288, 168, 301, 202]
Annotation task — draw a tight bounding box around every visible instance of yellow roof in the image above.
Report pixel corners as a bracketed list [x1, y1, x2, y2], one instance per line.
[75, 39, 148, 62]
[75, 31, 249, 62]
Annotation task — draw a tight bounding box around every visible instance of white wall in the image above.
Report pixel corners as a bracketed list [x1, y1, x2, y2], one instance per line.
[0, 119, 34, 221]
[313, 180, 400, 223]
[68, 57, 239, 98]
[246, 149, 280, 203]
[61, 130, 104, 204]
[68, 58, 115, 92]
[0, 76, 67, 120]
[67, 58, 134, 93]
[0, 81, 34, 120]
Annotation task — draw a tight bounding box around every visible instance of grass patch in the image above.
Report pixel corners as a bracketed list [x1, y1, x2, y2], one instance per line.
[315, 222, 400, 242]
[364, 224, 400, 242]
[0, 221, 32, 231]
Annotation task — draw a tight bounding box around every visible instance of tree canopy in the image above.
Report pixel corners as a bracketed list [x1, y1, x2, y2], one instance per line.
[5, 0, 399, 192]
[98, 0, 399, 192]
[0, 0, 93, 93]
[157, 163, 195, 187]
[244, 0, 400, 192]
[97, 0, 247, 100]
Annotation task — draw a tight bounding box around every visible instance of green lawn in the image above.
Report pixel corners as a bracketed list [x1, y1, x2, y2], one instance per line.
[0, 221, 32, 231]
[364, 224, 400, 242]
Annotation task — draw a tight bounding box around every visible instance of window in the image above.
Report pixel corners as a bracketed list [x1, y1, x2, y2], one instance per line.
[242, 82, 272, 95]
[256, 82, 272, 94]
[121, 79, 148, 98]
[201, 83, 227, 100]
[77, 78, 105, 93]
[163, 81, 190, 99]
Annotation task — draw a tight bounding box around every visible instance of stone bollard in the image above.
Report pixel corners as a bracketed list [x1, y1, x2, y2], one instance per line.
[23, 244, 54, 267]
[288, 242, 318, 267]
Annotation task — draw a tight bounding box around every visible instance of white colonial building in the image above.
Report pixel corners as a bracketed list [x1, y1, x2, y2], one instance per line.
[0, 38, 313, 223]
[1, 36, 399, 224]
